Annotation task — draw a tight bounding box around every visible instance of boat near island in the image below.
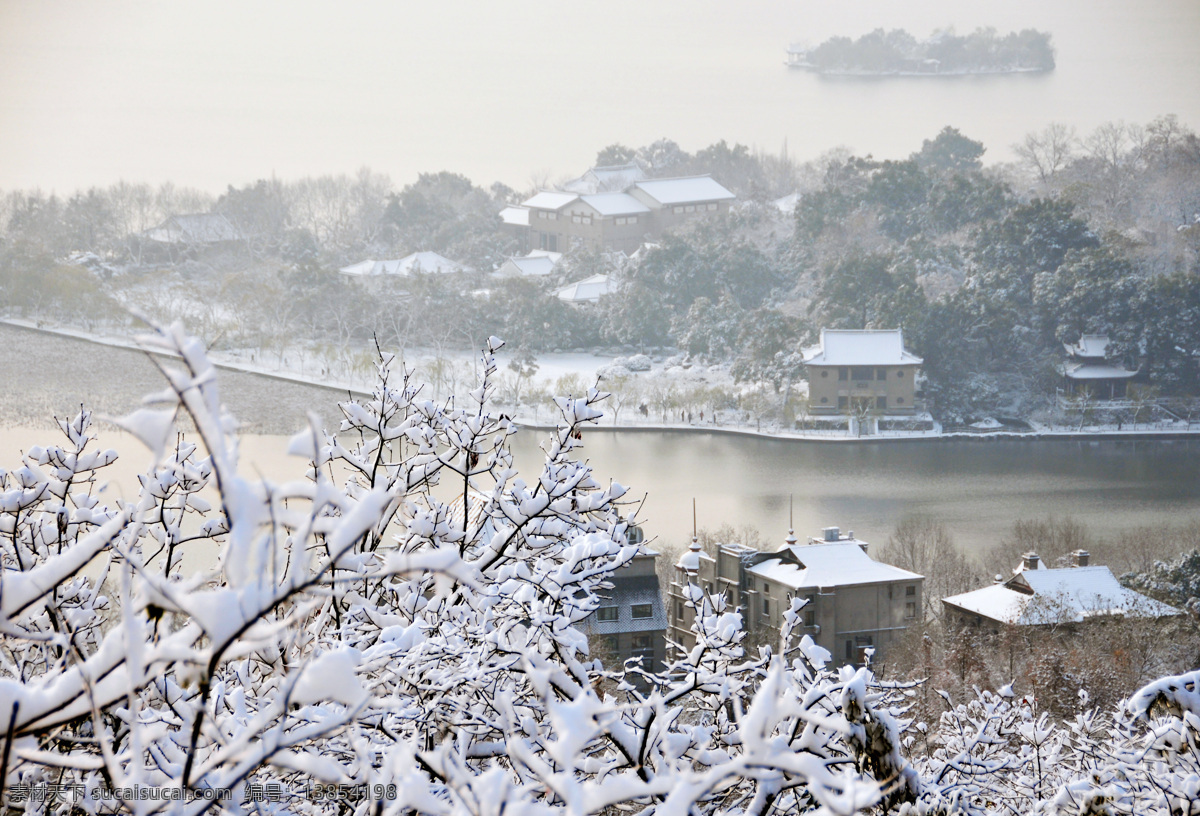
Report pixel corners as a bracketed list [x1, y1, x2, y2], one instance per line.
[786, 27, 1055, 77]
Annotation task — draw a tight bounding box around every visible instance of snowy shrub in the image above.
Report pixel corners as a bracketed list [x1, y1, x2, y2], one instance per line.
[5, 322, 1200, 816]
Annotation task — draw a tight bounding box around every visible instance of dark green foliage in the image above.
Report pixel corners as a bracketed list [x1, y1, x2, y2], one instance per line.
[801, 27, 1054, 74]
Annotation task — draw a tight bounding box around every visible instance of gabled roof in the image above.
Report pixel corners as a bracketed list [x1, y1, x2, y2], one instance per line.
[632, 176, 736, 206]
[556, 274, 614, 304]
[579, 192, 651, 216]
[802, 329, 923, 366]
[746, 542, 921, 590]
[943, 565, 1179, 625]
[339, 251, 468, 277]
[522, 191, 579, 211]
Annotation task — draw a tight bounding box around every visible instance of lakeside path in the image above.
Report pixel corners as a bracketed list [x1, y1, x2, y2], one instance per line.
[3, 319, 1197, 442]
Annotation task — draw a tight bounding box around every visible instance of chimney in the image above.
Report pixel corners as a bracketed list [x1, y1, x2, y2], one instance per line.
[1071, 549, 1090, 568]
[1022, 552, 1040, 571]
[823, 526, 840, 542]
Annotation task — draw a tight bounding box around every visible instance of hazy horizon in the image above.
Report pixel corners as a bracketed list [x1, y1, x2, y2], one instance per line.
[2, 0, 1199, 195]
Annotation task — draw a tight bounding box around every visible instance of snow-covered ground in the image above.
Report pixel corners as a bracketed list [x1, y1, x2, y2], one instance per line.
[6, 317, 1200, 442]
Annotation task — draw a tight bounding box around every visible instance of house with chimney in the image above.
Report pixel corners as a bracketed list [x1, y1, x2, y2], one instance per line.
[668, 525, 923, 668]
[942, 551, 1179, 630]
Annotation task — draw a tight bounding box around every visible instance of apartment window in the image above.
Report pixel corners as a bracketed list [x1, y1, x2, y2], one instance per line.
[762, 597, 769, 617]
[572, 215, 581, 224]
[615, 217, 626, 225]
[906, 585, 916, 596]
[631, 604, 653, 619]
[676, 600, 684, 618]
[629, 215, 637, 224]
[763, 583, 771, 595]
[876, 368, 887, 380]
[851, 366, 874, 381]
[582, 216, 592, 225]
[632, 634, 653, 653]
[538, 211, 547, 219]
[546, 212, 557, 220]
[838, 367, 848, 381]
[845, 640, 853, 660]
[604, 635, 619, 652]
[597, 606, 618, 622]
[746, 576, 755, 590]
[876, 396, 887, 409]
[905, 602, 917, 619]
[804, 610, 816, 627]
[838, 397, 848, 409]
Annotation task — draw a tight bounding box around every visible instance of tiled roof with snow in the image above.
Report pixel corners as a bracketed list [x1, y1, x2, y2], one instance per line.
[632, 176, 736, 206]
[580, 192, 651, 216]
[1061, 362, 1137, 380]
[802, 329, 923, 366]
[943, 565, 1179, 625]
[556, 274, 613, 304]
[144, 213, 242, 244]
[746, 542, 922, 590]
[1065, 335, 1112, 359]
[522, 191, 579, 211]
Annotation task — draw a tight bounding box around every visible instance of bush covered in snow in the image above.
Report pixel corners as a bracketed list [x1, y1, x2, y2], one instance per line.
[5, 324, 1200, 815]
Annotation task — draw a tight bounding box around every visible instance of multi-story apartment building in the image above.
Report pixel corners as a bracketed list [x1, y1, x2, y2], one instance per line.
[804, 329, 923, 415]
[668, 526, 923, 668]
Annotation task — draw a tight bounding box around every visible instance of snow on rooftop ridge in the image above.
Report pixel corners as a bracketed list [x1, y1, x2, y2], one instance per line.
[802, 329, 923, 367]
[1065, 334, 1112, 358]
[339, 251, 468, 277]
[555, 274, 614, 305]
[579, 192, 651, 216]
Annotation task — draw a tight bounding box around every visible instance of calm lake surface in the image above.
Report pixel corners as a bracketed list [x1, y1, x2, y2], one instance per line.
[1, 0, 1197, 190]
[4, 325, 1200, 559]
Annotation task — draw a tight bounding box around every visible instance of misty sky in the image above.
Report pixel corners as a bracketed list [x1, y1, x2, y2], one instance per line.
[2, 0, 1198, 194]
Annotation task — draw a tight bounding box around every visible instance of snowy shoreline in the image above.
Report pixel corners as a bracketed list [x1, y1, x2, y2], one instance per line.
[5, 318, 1198, 444]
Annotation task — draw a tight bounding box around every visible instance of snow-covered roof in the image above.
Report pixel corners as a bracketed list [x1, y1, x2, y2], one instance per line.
[493, 254, 559, 278]
[943, 565, 1179, 625]
[632, 176, 736, 206]
[746, 542, 921, 590]
[1061, 362, 1138, 380]
[499, 205, 530, 227]
[556, 274, 614, 305]
[1065, 335, 1112, 359]
[339, 251, 468, 277]
[143, 213, 242, 245]
[580, 193, 651, 216]
[522, 191, 579, 211]
[561, 162, 649, 195]
[773, 193, 801, 215]
[802, 329, 923, 366]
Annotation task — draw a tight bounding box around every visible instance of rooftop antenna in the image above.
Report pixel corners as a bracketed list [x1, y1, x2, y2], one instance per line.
[785, 494, 797, 546]
[692, 498, 697, 540]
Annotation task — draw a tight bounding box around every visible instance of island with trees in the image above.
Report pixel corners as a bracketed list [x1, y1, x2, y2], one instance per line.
[787, 28, 1055, 76]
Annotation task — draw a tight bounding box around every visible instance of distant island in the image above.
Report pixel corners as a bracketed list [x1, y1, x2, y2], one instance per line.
[787, 28, 1055, 76]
